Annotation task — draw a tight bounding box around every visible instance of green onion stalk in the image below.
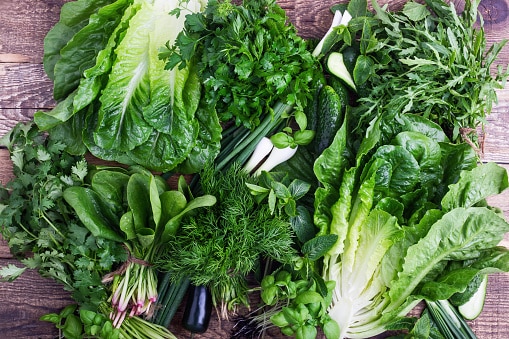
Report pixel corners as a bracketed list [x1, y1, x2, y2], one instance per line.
[104, 243, 159, 328]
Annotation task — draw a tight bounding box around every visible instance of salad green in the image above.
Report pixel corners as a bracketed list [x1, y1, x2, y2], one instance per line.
[314, 110, 509, 338]
[34, 0, 221, 173]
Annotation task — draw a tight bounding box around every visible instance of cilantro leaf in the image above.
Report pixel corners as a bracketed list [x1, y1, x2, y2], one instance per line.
[0, 264, 27, 282]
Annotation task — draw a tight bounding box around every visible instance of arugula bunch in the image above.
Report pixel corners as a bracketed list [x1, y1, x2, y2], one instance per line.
[350, 0, 508, 142]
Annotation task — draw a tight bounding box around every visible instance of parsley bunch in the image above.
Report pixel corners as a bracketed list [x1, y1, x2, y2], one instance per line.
[0, 122, 126, 308]
[162, 0, 320, 130]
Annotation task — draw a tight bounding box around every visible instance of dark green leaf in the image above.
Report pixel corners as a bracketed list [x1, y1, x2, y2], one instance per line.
[302, 234, 338, 261]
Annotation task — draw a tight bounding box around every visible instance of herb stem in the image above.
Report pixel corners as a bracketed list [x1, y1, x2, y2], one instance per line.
[39, 211, 66, 240]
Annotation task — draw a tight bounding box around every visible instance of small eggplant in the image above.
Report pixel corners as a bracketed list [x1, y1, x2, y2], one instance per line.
[182, 284, 212, 334]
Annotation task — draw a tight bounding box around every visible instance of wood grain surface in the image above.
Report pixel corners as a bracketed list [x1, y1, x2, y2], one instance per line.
[1, 0, 509, 338]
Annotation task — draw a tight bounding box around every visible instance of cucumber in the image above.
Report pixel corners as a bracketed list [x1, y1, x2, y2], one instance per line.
[450, 273, 485, 306]
[457, 274, 488, 320]
[340, 43, 360, 74]
[326, 52, 356, 91]
[328, 75, 351, 110]
[313, 85, 345, 155]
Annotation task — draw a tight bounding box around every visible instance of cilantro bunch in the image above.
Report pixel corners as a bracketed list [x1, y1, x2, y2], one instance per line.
[0, 122, 126, 308]
[163, 0, 321, 130]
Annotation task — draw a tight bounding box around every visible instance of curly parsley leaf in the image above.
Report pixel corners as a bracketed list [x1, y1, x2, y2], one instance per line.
[161, 0, 321, 129]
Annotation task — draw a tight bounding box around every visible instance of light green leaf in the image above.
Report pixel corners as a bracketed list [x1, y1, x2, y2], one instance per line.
[149, 175, 162, 227]
[442, 162, 509, 211]
[0, 264, 27, 282]
[402, 2, 430, 21]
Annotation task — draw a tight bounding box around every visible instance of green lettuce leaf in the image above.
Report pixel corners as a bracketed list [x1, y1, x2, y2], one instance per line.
[38, 0, 214, 173]
[43, 0, 115, 82]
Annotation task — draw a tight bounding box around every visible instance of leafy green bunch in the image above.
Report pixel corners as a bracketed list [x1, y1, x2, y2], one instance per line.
[348, 0, 508, 142]
[35, 0, 220, 173]
[162, 0, 321, 130]
[160, 163, 298, 318]
[0, 122, 127, 308]
[62, 165, 216, 327]
[314, 107, 509, 338]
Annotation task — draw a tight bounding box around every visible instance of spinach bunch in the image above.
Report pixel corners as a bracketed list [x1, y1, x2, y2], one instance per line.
[62, 165, 216, 328]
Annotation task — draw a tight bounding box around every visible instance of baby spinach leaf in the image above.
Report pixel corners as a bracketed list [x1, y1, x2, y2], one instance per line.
[127, 173, 151, 232]
[91, 170, 130, 216]
[63, 187, 124, 242]
[161, 195, 217, 242]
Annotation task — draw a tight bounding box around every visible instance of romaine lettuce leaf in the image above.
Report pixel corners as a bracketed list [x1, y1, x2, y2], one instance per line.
[53, 0, 132, 101]
[43, 0, 115, 82]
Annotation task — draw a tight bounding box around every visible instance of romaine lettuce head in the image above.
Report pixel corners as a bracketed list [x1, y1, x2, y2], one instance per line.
[36, 0, 219, 173]
[315, 112, 509, 338]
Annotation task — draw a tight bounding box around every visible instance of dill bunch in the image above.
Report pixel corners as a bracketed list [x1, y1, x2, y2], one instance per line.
[159, 163, 297, 318]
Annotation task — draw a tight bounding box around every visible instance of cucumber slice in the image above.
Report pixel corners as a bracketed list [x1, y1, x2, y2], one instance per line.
[326, 52, 356, 91]
[457, 274, 488, 320]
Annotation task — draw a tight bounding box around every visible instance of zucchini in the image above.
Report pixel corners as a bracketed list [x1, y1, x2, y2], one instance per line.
[326, 52, 356, 91]
[457, 274, 488, 320]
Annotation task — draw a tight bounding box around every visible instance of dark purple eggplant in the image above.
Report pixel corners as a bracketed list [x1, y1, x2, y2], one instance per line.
[182, 284, 212, 334]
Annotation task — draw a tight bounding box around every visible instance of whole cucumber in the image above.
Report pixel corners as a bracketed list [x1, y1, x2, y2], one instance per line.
[313, 85, 345, 155]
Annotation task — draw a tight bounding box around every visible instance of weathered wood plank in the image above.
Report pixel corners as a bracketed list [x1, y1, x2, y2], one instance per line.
[0, 64, 55, 110]
[1, 0, 509, 338]
[0, 0, 67, 63]
[0, 259, 74, 339]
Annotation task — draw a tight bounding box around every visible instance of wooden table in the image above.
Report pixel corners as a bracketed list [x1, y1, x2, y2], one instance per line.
[1, 0, 508, 338]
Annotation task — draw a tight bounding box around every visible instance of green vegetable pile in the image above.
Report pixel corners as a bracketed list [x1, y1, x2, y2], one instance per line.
[1, 0, 509, 338]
